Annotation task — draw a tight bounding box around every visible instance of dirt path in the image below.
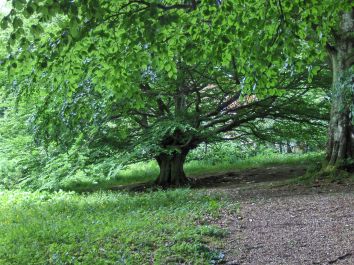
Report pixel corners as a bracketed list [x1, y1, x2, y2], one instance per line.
[221, 191, 354, 265]
[112, 163, 353, 264]
[192, 164, 308, 188]
[199, 165, 354, 265]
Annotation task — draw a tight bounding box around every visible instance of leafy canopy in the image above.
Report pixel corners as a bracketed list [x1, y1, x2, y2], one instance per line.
[2, 0, 351, 94]
[0, 0, 347, 160]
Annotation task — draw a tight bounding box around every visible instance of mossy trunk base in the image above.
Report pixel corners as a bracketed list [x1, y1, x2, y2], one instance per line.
[326, 107, 353, 167]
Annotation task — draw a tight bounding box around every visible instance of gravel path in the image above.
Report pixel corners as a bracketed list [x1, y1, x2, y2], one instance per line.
[196, 164, 354, 265]
[222, 191, 354, 265]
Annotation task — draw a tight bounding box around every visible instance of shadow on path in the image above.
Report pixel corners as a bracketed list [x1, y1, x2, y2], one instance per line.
[191, 164, 307, 189]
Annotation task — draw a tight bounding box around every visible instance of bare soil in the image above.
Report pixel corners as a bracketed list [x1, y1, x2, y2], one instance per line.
[191, 164, 308, 188]
[200, 165, 354, 265]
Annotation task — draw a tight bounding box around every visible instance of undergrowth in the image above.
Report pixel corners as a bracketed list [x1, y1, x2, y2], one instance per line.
[0, 189, 232, 265]
[288, 162, 354, 186]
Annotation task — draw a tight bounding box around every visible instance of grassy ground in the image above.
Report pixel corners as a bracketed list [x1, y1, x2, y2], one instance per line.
[65, 152, 322, 192]
[0, 152, 339, 265]
[186, 152, 322, 176]
[285, 163, 354, 186]
[0, 189, 233, 265]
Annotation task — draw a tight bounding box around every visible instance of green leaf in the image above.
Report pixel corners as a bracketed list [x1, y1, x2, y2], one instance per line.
[12, 0, 26, 10]
[0, 17, 9, 30]
[13, 17, 23, 29]
[165, 63, 172, 72]
[23, 5, 35, 18]
[30, 24, 44, 37]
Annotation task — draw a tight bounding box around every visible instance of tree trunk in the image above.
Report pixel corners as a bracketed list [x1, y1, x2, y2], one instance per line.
[155, 150, 189, 186]
[278, 142, 283, 153]
[286, 141, 292, 153]
[326, 9, 354, 166]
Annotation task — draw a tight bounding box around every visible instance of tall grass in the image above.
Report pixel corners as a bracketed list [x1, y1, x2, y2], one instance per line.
[0, 189, 229, 265]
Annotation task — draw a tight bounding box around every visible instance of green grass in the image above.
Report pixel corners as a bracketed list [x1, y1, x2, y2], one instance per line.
[285, 163, 354, 186]
[65, 152, 323, 192]
[185, 152, 322, 176]
[0, 189, 231, 265]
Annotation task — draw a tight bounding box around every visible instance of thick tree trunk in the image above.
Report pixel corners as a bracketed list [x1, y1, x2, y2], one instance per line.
[326, 10, 354, 166]
[326, 95, 353, 165]
[155, 150, 189, 186]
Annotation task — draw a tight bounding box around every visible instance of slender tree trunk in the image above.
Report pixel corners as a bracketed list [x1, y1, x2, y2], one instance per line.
[155, 150, 189, 186]
[326, 9, 354, 166]
[286, 141, 292, 153]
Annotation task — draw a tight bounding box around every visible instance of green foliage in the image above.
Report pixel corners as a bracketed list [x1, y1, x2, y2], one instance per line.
[0, 3, 350, 263]
[0, 1, 345, 188]
[0, 101, 324, 191]
[186, 151, 323, 177]
[187, 142, 269, 164]
[2, 0, 351, 91]
[0, 102, 122, 190]
[0, 1, 336, 163]
[0, 103, 44, 189]
[0, 189, 229, 265]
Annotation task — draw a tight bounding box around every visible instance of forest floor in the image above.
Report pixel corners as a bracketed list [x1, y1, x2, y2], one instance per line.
[194, 164, 354, 265]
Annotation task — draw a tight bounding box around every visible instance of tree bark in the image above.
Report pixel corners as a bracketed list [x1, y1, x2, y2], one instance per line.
[286, 141, 292, 153]
[326, 9, 354, 166]
[155, 150, 189, 186]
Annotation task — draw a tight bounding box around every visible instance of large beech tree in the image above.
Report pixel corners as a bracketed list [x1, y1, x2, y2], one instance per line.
[22, 60, 328, 186]
[1, 0, 351, 183]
